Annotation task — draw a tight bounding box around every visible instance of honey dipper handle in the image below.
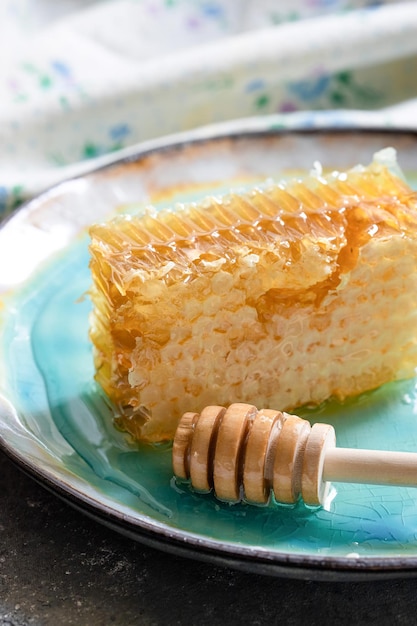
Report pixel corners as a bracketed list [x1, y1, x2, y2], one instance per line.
[323, 448, 417, 487]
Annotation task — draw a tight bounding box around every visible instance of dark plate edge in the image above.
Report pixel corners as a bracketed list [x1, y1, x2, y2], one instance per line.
[2, 123, 417, 580]
[2, 437, 417, 582]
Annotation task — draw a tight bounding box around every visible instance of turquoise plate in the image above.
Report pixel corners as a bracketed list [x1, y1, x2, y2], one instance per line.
[2, 115, 417, 580]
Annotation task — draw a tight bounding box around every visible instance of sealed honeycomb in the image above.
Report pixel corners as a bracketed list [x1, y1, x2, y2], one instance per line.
[89, 149, 417, 442]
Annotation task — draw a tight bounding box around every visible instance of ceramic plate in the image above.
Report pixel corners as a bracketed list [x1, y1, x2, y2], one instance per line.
[2, 115, 417, 580]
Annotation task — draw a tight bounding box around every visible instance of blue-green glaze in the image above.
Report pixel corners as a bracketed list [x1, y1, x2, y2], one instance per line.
[0, 128, 417, 562]
[2, 205, 417, 560]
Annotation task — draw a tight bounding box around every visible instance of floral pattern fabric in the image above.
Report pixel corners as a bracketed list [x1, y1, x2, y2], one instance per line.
[1, 0, 417, 216]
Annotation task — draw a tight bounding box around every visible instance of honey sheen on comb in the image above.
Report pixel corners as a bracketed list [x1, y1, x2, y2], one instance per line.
[89, 149, 417, 442]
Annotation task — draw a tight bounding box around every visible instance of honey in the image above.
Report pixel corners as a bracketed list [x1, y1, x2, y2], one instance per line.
[89, 149, 417, 442]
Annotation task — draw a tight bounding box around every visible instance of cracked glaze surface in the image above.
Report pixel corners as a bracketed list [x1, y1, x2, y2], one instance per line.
[2, 118, 417, 574]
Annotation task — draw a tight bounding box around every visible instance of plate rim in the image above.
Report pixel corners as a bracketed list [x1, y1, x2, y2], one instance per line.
[2, 432, 417, 581]
[2, 117, 417, 580]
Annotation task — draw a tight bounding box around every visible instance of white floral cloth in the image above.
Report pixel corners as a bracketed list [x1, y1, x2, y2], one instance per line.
[1, 0, 417, 216]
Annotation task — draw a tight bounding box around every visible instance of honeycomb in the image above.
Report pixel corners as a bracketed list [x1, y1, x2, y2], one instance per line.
[89, 149, 417, 442]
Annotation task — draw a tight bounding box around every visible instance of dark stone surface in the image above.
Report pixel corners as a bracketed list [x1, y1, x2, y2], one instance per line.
[1, 449, 417, 626]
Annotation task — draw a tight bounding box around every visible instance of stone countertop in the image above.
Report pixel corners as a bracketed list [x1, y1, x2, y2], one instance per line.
[1, 450, 417, 626]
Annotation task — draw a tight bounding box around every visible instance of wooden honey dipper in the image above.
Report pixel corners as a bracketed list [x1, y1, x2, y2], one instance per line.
[172, 403, 417, 507]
